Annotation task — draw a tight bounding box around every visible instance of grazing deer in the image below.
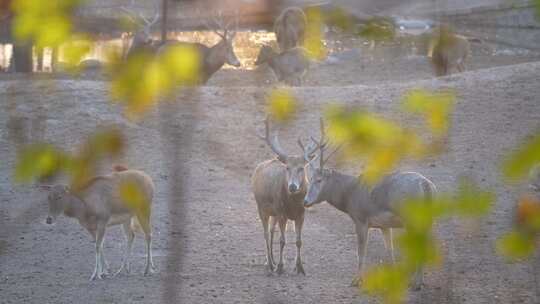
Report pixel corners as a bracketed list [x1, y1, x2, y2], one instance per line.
[255, 45, 309, 86]
[120, 0, 161, 60]
[430, 26, 470, 76]
[252, 118, 318, 275]
[158, 10, 241, 84]
[274, 7, 307, 51]
[41, 167, 156, 280]
[303, 120, 437, 289]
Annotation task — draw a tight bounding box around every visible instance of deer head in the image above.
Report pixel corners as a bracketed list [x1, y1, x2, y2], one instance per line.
[40, 184, 70, 224]
[304, 118, 342, 207]
[258, 117, 318, 194]
[121, 0, 160, 58]
[201, 9, 241, 67]
[254, 45, 277, 66]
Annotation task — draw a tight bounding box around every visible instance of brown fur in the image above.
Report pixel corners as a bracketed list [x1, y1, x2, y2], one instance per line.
[430, 27, 470, 76]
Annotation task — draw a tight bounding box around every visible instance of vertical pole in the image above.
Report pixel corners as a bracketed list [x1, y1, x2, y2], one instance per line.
[161, 0, 168, 44]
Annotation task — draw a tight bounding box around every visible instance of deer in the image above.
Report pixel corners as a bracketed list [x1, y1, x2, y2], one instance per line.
[251, 117, 319, 275]
[120, 0, 161, 60]
[429, 26, 470, 76]
[303, 119, 437, 290]
[274, 7, 307, 51]
[254, 45, 309, 86]
[40, 166, 156, 280]
[157, 10, 241, 84]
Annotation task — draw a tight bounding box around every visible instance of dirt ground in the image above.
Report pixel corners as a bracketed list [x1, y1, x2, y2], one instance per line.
[1, 35, 540, 304]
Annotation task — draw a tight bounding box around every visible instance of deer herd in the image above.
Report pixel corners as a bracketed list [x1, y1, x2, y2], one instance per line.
[37, 4, 479, 292]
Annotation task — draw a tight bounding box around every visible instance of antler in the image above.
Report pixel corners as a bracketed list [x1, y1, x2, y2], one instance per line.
[297, 137, 319, 162]
[257, 117, 289, 162]
[310, 118, 342, 171]
[198, 8, 238, 39]
[120, 0, 160, 28]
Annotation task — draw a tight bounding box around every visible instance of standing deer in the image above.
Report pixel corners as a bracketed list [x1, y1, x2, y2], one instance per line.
[254, 45, 309, 86]
[158, 10, 241, 84]
[274, 7, 307, 51]
[430, 26, 470, 76]
[41, 167, 156, 280]
[120, 0, 161, 60]
[252, 118, 318, 275]
[303, 120, 437, 290]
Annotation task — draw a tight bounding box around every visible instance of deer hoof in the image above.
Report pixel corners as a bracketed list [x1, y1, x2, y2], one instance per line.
[276, 263, 285, 275]
[294, 264, 305, 276]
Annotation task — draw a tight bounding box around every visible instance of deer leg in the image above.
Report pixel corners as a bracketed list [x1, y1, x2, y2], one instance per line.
[382, 228, 395, 264]
[115, 221, 135, 276]
[276, 217, 287, 275]
[139, 216, 154, 276]
[90, 221, 106, 280]
[351, 223, 369, 287]
[260, 213, 274, 272]
[269, 216, 277, 268]
[293, 215, 305, 275]
[412, 266, 424, 291]
[99, 244, 110, 276]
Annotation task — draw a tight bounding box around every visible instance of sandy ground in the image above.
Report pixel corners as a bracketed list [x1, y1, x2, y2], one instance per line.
[1, 37, 540, 304]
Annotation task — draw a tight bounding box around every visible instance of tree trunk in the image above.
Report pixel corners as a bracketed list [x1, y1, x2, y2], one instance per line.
[36, 46, 44, 72]
[12, 42, 32, 73]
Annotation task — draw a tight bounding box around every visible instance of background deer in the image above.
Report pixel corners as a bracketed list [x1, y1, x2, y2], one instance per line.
[251, 118, 318, 275]
[430, 26, 470, 76]
[158, 10, 241, 84]
[274, 7, 307, 51]
[41, 167, 156, 280]
[255, 45, 309, 86]
[120, 0, 161, 60]
[303, 120, 437, 290]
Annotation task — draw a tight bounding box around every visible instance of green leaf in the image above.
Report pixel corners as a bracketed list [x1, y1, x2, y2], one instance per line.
[452, 178, 494, 217]
[502, 132, 540, 181]
[497, 230, 536, 260]
[362, 264, 409, 304]
[402, 89, 455, 135]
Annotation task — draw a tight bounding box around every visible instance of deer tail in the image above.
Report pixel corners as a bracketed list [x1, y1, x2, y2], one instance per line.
[421, 179, 435, 203]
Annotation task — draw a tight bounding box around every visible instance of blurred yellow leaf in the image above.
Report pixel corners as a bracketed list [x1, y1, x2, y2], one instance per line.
[62, 37, 92, 69]
[267, 88, 298, 123]
[451, 178, 494, 217]
[502, 132, 540, 182]
[304, 7, 326, 60]
[12, 0, 82, 48]
[402, 89, 455, 135]
[14, 144, 64, 183]
[119, 179, 150, 226]
[326, 106, 426, 184]
[83, 128, 125, 158]
[111, 45, 201, 119]
[362, 264, 409, 304]
[497, 230, 536, 260]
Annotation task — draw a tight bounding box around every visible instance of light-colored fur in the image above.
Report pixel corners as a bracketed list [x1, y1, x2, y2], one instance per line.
[274, 7, 307, 51]
[255, 45, 309, 86]
[43, 168, 156, 280]
[252, 156, 309, 275]
[305, 169, 437, 289]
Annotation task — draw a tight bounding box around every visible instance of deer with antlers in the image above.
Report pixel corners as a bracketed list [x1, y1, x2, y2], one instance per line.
[120, 0, 161, 60]
[251, 117, 319, 275]
[157, 10, 241, 84]
[303, 119, 437, 290]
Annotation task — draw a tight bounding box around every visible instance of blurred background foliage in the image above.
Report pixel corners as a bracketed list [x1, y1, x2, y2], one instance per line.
[12, 0, 90, 67]
[6, 0, 540, 302]
[15, 128, 124, 192]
